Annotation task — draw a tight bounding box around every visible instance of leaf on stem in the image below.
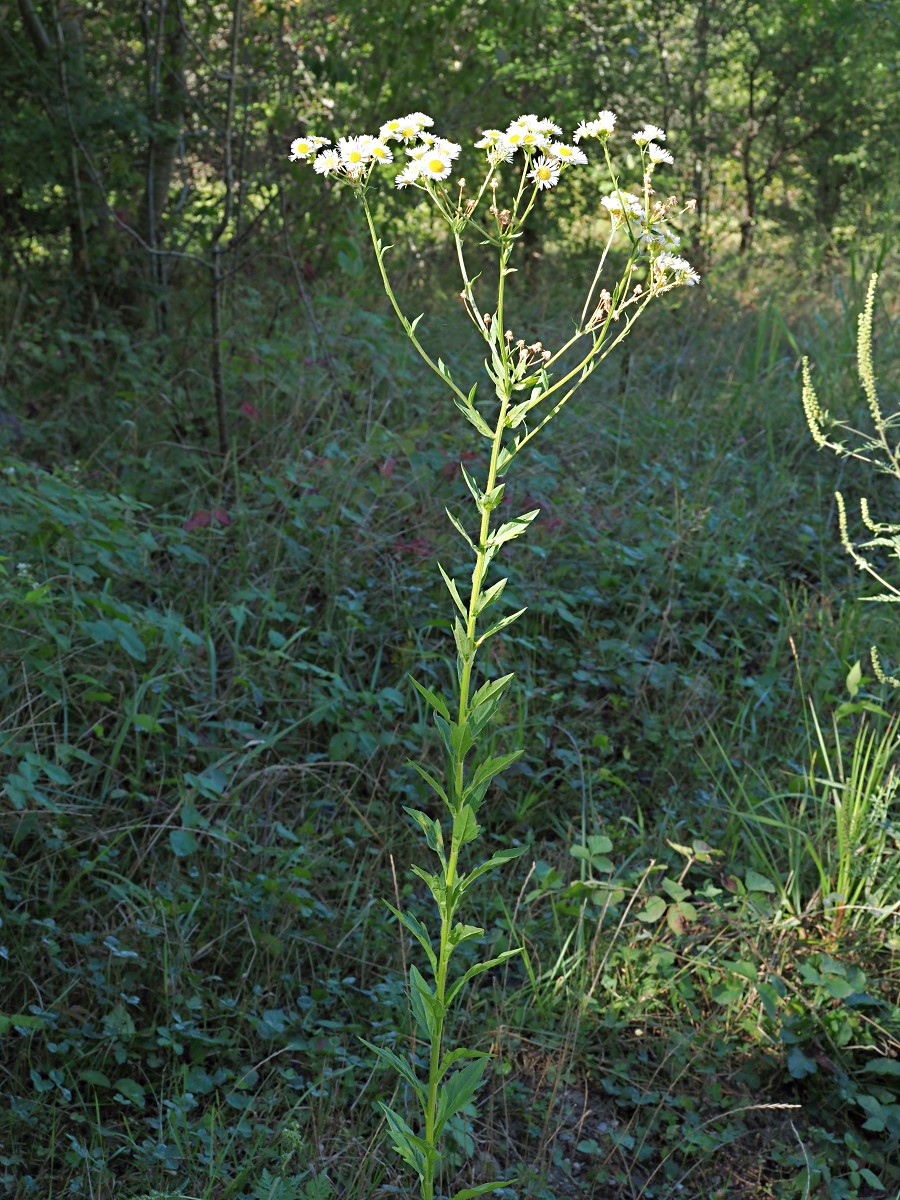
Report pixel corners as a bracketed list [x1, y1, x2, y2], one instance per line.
[453, 396, 494, 438]
[383, 901, 438, 974]
[449, 1180, 518, 1200]
[458, 844, 527, 894]
[452, 804, 481, 846]
[476, 607, 527, 647]
[445, 948, 523, 1006]
[403, 807, 446, 861]
[438, 1046, 490, 1079]
[435, 1056, 490, 1136]
[409, 964, 444, 1041]
[408, 760, 451, 808]
[453, 616, 473, 662]
[359, 1038, 426, 1110]
[410, 864, 448, 914]
[506, 386, 545, 430]
[378, 1101, 435, 1178]
[438, 563, 467, 617]
[437, 357, 453, 382]
[448, 923, 484, 950]
[464, 750, 524, 809]
[475, 577, 508, 616]
[446, 508, 477, 552]
[488, 509, 540, 549]
[409, 674, 452, 723]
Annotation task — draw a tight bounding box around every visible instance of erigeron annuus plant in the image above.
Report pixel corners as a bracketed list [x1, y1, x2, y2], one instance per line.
[290, 109, 697, 1200]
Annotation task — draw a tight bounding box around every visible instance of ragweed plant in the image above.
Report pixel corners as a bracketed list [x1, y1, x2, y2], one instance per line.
[290, 110, 697, 1200]
[802, 275, 899, 684]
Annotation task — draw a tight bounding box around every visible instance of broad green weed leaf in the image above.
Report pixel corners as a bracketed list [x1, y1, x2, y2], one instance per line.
[438, 1046, 490, 1080]
[452, 805, 480, 846]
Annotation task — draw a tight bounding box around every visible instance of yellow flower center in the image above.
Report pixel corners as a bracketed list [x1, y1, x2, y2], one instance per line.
[428, 158, 444, 173]
[538, 166, 551, 180]
[349, 151, 363, 163]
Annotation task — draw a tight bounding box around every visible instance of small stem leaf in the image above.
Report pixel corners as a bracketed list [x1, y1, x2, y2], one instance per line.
[360, 1038, 426, 1109]
[434, 714, 452, 757]
[378, 1101, 435, 1178]
[459, 844, 527, 893]
[469, 672, 515, 712]
[496, 444, 514, 475]
[410, 864, 447, 909]
[476, 606, 527, 647]
[438, 563, 467, 617]
[453, 396, 494, 438]
[506, 387, 544, 430]
[475, 577, 508, 616]
[460, 462, 483, 506]
[448, 922, 484, 951]
[453, 616, 473, 662]
[409, 964, 444, 1040]
[408, 314, 425, 336]
[446, 508, 477, 552]
[435, 1056, 490, 1136]
[449, 717, 474, 761]
[403, 807, 445, 861]
[408, 761, 451, 808]
[488, 509, 541, 549]
[452, 804, 481, 846]
[467, 382, 478, 405]
[383, 901, 437, 974]
[445, 948, 523, 1006]
[438, 1046, 490, 1081]
[464, 750, 524, 807]
[409, 674, 452, 723]
[437, 357, 453, 382]
[449, 1181, 518, 1200]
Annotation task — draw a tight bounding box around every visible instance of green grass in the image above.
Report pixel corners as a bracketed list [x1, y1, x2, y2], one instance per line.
[2, 251, 900, 1199]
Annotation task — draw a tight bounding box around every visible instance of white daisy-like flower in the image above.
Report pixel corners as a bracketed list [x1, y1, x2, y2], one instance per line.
[338, 136, 372, 168]
[648, 143, 674, 165]
[475, 129, 503, 149]
[406, 143, 430, 160]
[379, 117, 406, 141]
[595, 110, 617, 135]
[418, 149, 453, 181]
[654, 253, 700, 285]
[488, 136, 516, 164]
[632, 124, 666, 145]
[504, 127, 526, 149]
[573, 118, 601, 143]
[395, 161, 421, 188]
[601, 190, 644, 219]
[549, 141, 588, 165]
[528, 155, 560, 190]
[289, 135, 330, 161]
[369, 140, 394, 165]
[434, 137, 462, 160]
[313, 149, 342, 175]
[537, 118, 563, 136]
[395, 119, 424, 142]
[405, 111, 434, 128]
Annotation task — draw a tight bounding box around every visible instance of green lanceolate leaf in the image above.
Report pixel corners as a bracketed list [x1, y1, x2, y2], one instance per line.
[464, 750, 524, 809]
[459, 844, 527, 893]
[359, 1039, 426, 1110]
[476, 607, 527, 647]
[438, 1046, 490, 1080]
[446, 508, 476, 552]
[408, 761, 451, 808]
[488, 509, 540, 549]
[435, 1056, 490, 1136]
[453, 395, 494, 438]
[453, 616, 473, 661]
[448, 922, 484, 950]
[410, 865, 448, 914]
[378, 1101, 435, 1177]
[403, 807, 445, 861]
[506, 386, 544, 429]
[470, 672, 515, 712]
[408, 313, 425, 336]
[383, 901, 438, 974]
[409, 674, 452, 723]
[437, 356, 453, 382]
[409, 964, 444, 1041]
[445, 948, 522, 1006]
[449, 714, 475, 760]
[452, 804, 481, 846]
[460, 462, 483, 506]
[475, 577, 508, 615]
[449, 1180, 518, 1200]
[438, 563, 467, 617]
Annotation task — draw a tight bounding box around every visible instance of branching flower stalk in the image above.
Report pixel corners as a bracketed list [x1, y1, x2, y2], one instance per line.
[290, 110, 697, 1200]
